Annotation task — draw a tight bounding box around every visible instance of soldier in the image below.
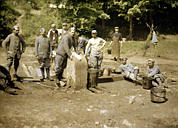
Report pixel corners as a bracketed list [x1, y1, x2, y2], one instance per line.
[47, 24, 59, 50]
[35, 28, 51, 81]
[2, 25, 26, 80]
[74, 36, 88, 54]
[111, 27, 122, 61]
[85, 30, 106, 69]
[55, 27, 77, 86]
[58, 22, 68, 42]
[119, 57, 139, 81]
[0, 65, 17, 95]
[146, 59, 165, 86]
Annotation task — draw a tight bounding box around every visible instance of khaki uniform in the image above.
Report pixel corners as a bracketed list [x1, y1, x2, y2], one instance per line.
[55, 33, 76, 80]
[85, 37, 106, 69]
[35, 35, 51, 68]
[2, 33, 26, 72]
[147, 65, 165, 86]
[111, 32, 122, 59]
[47, 29, 59, 50]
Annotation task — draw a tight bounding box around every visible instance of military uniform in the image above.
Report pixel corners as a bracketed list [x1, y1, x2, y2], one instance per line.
[58, 29, 68, 42]
[111, 32, 122, 60]
[146, 65, 165, 86]
[35, 35, 51, 80]
[119, 62, 139, 81]
[55, 33, 76, 81]
[85, 37, 106, 69]
[47, 29, 59, 50]
[2, 33, 26, 75]
[77, 37, 88, 54]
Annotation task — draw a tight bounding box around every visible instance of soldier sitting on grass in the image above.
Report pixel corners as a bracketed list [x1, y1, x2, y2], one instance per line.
[119, 57, 140, 81]
[146, 59, 166, 87]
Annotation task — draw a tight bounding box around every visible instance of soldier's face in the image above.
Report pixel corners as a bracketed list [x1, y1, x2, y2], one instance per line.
[63, 25, 67, 30]
[121, 60, 127, 64]
[14, 29, 19, 35]
[92, 33, 97, 38]
[148, 61, 154, 68]
[115, 28, 119, 32]
[51, 27, 56, 31]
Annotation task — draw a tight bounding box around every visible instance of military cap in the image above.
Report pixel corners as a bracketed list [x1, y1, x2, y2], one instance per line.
[115, 27, 119, 29]
[120, 57, 127, 61]
[62, 22, 67, 26]
[51, 24, 56, 27]
[40, 28, 46, 33]
[91, 30, 97, 34]
[13, 25, 19, 30]
[148, 58, 155, 63]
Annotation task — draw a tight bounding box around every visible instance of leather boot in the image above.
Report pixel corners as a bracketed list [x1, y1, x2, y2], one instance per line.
[40, 68, 45, 81]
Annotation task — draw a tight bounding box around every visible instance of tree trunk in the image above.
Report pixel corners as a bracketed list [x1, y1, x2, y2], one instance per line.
[128, 15, 133, 40]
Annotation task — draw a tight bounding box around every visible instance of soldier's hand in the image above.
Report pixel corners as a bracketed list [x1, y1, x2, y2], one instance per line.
[36, 56, 39, 60]
[69, 55, 73, 60]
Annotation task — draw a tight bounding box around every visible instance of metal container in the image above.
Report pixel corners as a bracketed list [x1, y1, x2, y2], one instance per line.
[142, 77, 153, 89]
[88, 68, 99, 88]
[151, 87, 167, 103]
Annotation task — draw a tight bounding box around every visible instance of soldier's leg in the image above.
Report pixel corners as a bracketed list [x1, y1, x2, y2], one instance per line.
[156, 77, 163, 86]
[90, 53, 97, 69]
[14, 55, 20, 76]
[7, 56, 13, 72]
[97, 52, 103, 69]
[55, 55, 64, 85]
[40, 68, 45, 81]
[44, 58, 51, 80]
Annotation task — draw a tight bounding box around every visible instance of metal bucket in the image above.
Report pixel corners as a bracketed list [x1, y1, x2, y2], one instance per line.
[151, 87, 167, 103]
[88, 68, 99, 88]
[142, 77, 153, 89]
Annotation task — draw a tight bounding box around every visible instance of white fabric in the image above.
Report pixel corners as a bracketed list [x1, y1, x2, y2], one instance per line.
[152, 31, 158, 44]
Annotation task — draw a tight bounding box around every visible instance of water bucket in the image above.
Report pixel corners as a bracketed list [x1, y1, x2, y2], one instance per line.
[88, 68, 99, 88]
[142, 77, 153, 89]
[107, 49, 111, 54]
[151, 87, 167, 103]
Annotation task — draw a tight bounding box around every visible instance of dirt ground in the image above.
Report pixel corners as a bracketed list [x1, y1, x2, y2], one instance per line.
[0, 47, 178, 128]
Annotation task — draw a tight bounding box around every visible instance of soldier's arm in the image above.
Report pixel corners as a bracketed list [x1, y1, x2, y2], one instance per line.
[2, 35, 10, 52]
[147, 66, 160, 77]
[85, 40, 91, 56]
[63, 38, 72, 57]
[47, 30, 51, 38]
[20, 37, 26, 53]
[35, 38, 39, 57]
[100, 38, 106, 49]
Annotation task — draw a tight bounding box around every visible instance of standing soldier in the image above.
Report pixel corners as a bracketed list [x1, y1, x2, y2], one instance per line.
[55, 27, 76, 86]
[85, 30, 106, 69]
[35, 28, 51, 81]
[2, 25, 26, 80]
[58, 22, 68, 42]
[111, 27, 122, 61]
[47, 24, 59, 50]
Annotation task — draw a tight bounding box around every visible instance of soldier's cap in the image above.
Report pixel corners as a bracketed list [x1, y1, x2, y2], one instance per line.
[40, 28, 46, 33]
[70, 27, 75, 33]
[115, 26, 119, 29]
[51, 24, 56, 28]
[91, 30, 97, 34]
[120, 57, 128, 61]
[148, 58, 155, 63]
[13, 25, 19, 30]
[62, 22, 67, 26]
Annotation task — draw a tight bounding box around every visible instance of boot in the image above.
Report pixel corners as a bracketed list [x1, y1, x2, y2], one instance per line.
[40, 68, 45, 81]
[55, 75, 61, 87]
[46, 68, 51, 80]
[4, 87, 17, 95]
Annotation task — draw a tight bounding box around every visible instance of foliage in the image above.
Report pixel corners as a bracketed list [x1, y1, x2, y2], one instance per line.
[0, 0, 20, 44]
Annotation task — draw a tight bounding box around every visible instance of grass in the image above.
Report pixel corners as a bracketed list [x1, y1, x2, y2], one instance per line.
[103, 34, 178, 60]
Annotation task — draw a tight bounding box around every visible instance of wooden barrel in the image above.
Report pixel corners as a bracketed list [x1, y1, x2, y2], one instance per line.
[151, 87, 167, 103]
[142, 76, 153, 89]
[88, 68, 99, 88]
